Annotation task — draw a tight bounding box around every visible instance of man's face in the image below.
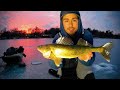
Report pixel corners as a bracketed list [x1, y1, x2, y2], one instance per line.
[62, 13, 79, 36]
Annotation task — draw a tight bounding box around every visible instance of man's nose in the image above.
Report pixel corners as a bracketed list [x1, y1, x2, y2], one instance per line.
[69, 21, 73, 27]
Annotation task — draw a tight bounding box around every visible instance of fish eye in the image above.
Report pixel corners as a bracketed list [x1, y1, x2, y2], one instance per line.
[38, 45, 42, 49]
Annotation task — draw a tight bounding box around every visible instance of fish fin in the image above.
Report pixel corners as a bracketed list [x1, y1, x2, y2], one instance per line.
[100, 42, 113, 62]
[77, 38, 92, 47]
[49, 52, 62, 67]
[53, 58, 62, 67]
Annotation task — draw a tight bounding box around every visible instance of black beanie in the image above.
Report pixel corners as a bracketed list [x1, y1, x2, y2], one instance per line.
[60, 11, 80, 18]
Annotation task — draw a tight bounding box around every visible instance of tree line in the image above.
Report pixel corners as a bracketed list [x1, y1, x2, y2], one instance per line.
[0, 27, 120, 39]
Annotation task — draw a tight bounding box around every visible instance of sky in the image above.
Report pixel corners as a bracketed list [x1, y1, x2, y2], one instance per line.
[0, 11, 120, 34]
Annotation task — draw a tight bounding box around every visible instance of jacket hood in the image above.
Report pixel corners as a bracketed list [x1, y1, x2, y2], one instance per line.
[60, 11, 84, 44]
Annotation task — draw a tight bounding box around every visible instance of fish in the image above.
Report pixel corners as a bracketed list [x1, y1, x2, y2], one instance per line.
[37, 40, 113, 67]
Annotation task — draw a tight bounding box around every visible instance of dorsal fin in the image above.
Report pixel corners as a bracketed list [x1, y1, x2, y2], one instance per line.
[77, 38, 92, 47]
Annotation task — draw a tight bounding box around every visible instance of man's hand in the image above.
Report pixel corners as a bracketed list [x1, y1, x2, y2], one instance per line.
[78, 52, 93, 62]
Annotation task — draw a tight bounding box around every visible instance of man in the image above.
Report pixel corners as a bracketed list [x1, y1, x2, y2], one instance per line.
[48, 11, 95, 79]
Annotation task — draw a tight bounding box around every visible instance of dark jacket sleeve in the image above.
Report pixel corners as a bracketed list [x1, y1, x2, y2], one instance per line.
[78, 30, 96, 66]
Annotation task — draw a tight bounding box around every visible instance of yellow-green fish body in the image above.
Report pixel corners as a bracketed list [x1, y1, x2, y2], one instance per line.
[37, 42, 113, 67]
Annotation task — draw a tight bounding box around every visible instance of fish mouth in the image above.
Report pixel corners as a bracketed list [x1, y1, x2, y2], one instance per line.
[37, 46, 42, 52]
[37, 48, 41, 52]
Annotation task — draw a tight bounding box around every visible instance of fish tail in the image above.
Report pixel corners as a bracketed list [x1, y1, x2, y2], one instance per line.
[100, 42, 113, 62]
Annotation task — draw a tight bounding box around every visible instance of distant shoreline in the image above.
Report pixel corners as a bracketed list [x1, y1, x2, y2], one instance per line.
[0, 28, 120, 40]
[0, 37, 120, 40]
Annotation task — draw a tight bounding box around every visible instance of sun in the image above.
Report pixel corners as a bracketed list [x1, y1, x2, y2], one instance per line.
[20, 25, 31, 34]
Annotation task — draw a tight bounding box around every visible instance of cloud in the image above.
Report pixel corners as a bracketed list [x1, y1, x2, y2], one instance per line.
[0, 11, 10, 30]
[0, 11, 120, 33]
[80, 11, 120, 33]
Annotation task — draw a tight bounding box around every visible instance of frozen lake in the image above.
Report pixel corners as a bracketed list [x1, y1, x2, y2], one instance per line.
[0, 38, 120, 79]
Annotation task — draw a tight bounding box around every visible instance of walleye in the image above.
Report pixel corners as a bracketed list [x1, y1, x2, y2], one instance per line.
[37, 42, 113, 67]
